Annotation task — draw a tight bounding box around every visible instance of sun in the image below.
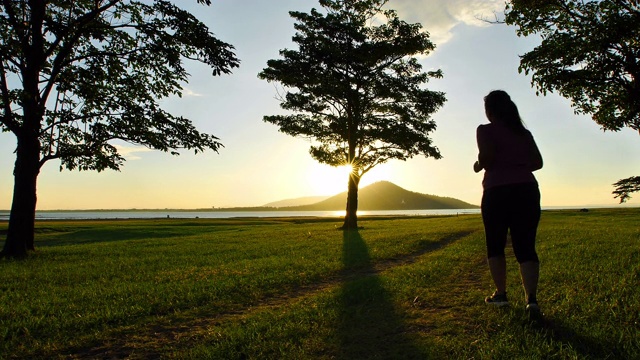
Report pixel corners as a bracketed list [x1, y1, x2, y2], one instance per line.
[306, 163, 354, 195]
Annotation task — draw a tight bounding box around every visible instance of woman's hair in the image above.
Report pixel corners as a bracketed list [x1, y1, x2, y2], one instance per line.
[484, 90, 527, 134]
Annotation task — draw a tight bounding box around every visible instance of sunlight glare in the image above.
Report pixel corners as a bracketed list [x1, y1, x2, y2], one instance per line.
[306, 163, 354, 196]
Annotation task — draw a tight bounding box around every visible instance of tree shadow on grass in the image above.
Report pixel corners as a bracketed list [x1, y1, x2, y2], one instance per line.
[336, 229, 428, 359]
[35, 227, 191, 247]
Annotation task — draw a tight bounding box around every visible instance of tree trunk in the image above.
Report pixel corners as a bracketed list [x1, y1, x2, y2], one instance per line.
[342, 173, 360, 229]
[1, 136, 40, 258]
[1, 1, 45, 258]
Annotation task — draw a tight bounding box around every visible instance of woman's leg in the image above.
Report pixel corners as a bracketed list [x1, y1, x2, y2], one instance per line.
[488, 256, 507, 293]
[519, 260, 539, 303]
[482, 187, 509, 296]
[510, 183, 541, 305]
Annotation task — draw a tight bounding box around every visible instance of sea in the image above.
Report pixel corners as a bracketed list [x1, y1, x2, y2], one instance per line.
[0, 206, 627, 221]
[0, 209, 482, 220]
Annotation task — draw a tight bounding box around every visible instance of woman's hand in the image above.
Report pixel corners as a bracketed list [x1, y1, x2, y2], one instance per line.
[473, 160, 483, 173]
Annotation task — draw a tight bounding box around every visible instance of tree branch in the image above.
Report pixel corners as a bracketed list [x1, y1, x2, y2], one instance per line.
[42, 1, 121, 106]
[0, 61, 20, 133]
[1, 0, 27, 45]
[43, 0, 121, 60]
[612, 175, 640, 203]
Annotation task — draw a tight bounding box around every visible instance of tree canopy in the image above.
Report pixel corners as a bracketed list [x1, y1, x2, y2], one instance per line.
[259, 0, 445, 228]
[0, 0, 239, 172]
[0, 0, 239, 257]
[505, 0, 640, 202]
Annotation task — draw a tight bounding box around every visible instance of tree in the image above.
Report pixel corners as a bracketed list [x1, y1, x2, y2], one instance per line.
[504, 0, 640, 202]
[0, 0, 239, 258]
[259, 0, 445, 229]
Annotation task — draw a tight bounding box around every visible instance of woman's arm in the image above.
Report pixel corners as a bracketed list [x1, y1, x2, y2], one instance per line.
[529, 135, 543, 171]
[475, 125, 495, 172]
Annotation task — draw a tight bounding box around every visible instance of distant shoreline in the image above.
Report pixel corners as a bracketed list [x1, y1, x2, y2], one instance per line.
[1, 209, 483, 221]
[2, 206, 485, 213]
[1, 204, 637, 213]
[0, 206, 637, 223]
[8, 207, 285, 213]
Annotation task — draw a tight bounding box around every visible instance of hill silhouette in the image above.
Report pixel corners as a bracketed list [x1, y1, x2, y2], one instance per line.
[278, 181, 477, 211]
[262, 196, 329, 208]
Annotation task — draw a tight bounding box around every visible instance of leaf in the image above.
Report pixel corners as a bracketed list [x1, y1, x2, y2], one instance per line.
[259, 0, 445, 178]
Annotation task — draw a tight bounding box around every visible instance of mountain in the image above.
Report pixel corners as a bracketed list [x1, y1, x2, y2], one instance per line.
[262, 196, 330, 208]
[279, 181, 478, 211]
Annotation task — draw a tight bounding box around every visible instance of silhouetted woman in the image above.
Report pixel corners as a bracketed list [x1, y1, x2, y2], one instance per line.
[474, 90, 543, 313]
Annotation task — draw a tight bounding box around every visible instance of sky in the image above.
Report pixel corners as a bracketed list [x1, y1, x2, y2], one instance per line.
[1, 0, 639, 210]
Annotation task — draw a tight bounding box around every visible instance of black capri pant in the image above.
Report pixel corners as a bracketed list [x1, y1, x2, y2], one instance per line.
[481, 182, 540, 263]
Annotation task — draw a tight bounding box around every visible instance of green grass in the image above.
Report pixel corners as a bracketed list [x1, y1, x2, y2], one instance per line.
[0, 209, 638, 359]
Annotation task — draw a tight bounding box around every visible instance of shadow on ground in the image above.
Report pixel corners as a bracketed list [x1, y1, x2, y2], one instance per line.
[35, 227, 193, 247]
[530, 315, 626, 358]
[336, 229, 429, 359]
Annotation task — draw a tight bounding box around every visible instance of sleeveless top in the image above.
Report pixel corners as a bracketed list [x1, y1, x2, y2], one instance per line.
[477, 123, 539, 190]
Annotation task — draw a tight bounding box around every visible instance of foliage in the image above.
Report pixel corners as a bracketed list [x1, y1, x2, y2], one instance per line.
[0, 0, 239, 171]
[505, 0, 640, 133]
[505, 0, 640, 202]
[0, 0, 239, 257]
[259, 0, 445, 228]
[613, 176, 640, 202]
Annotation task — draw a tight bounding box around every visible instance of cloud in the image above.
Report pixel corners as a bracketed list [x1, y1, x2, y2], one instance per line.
[389, 0, 504, 45]
[113, 144, 154, 160]
[182, 87, 203, 97]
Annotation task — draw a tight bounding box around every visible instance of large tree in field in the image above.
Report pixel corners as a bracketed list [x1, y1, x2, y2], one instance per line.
[504, 0, 640, 202]
[0, 0, 239, 258]
[259, 0, 446, 229]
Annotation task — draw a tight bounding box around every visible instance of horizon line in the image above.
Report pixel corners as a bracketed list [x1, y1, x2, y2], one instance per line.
[1, 204, 637, 212]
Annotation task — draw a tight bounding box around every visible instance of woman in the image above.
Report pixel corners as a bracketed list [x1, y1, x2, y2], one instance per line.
[474, 90, 543, 313]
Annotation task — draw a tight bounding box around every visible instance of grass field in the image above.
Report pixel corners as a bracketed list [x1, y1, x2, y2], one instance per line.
[0, 209, 638, 359]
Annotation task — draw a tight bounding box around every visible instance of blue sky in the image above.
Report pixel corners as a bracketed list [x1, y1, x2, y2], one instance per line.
[1, 0, 639, 210]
